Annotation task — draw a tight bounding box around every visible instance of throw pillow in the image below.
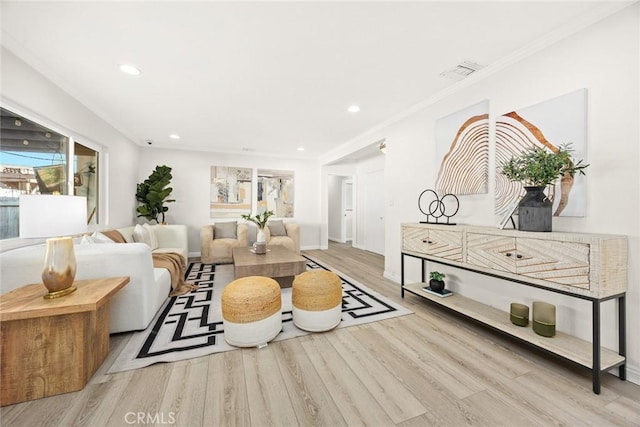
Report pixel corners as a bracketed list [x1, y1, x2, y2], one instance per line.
[133, 224, 158, 249]
[214, 221, 237, 239]
[143, 223, 159, 250]
[92, 231, 115, 243]
[80, 234, 96, 244]
[79, 232, 115, 244]
[267, 220, 286, 236]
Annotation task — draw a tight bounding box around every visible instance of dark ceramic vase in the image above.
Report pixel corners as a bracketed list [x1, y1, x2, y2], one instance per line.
[518, 186, 552, 232]
[429, 279, 445, 293]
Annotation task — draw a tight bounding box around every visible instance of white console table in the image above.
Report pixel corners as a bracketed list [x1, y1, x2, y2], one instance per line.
[400, 223, 627, 394]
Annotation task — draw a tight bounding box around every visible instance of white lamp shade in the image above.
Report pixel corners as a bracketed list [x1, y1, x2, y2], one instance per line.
[19, 195, 87, 238]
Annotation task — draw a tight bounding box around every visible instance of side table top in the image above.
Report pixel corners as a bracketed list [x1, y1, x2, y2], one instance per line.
[0, 276, 129, 321]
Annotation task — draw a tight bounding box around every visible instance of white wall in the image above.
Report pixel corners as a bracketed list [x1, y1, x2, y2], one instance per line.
[322, 163, 356, 249]
[0, 48, 140, 229]
[135, 147, 322, 255]
[354, 155, 386, 252]
[329, 5, 640, 384]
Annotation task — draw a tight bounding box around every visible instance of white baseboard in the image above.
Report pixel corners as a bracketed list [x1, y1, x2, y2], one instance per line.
[624, 365, 640, 386]
[328, 236, 345, 243]
[383, 270, 400, 284]
[300, 245, 321, 251]
[352, 243, 366, 250]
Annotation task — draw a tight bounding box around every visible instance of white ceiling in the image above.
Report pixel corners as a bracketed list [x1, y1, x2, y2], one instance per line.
[0, 1, 626, 161]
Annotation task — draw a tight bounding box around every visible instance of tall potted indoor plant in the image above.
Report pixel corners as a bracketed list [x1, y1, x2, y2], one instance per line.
[135, 165, 175, 224]
[500, 144, 588, 232]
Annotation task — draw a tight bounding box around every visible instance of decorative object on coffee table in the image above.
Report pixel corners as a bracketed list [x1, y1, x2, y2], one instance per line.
[19, 195, 87, 299]
[533, 301, 556, 337]
[241, 210, 274, 254]
[510, 302, 530, 326]
[499, 143, 588, 232]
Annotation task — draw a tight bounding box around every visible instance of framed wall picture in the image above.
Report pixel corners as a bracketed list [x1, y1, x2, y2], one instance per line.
[210, 166, 252, 218]
[257, 169, 294, 217]
[495, 89, 587, 217]
[435, 100, 489, 195]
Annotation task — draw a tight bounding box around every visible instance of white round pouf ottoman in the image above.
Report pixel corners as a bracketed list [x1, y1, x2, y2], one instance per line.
[221, 276, 282, 347]
[292, 270, 342, 332]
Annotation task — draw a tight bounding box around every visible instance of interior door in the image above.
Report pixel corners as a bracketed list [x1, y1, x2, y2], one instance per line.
[343, 180, 353, 242]
[364, 170, 385, 255]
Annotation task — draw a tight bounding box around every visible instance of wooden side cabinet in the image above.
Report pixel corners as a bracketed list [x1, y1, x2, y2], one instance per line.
[0, 277, 129, 406]
[400, 223, 627, 394]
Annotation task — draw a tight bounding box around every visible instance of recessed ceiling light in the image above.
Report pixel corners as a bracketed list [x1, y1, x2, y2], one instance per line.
[348, 105, 360, 113]
[297, 147, 305, 151]
[169, 134, 180, 140]
[119, 64, 141, 76]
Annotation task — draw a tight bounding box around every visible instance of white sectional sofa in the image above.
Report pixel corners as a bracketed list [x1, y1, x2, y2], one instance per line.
[0, 224, 188, 334]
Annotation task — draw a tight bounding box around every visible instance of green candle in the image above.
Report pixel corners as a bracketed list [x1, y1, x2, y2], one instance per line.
[533, 301, 556, 337]
[510, 303, 529, 327]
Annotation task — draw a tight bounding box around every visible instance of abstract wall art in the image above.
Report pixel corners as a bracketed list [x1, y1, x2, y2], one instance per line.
[210, 166, 252, 218]
[435, 100, 489, 195]
[257, 169, 294, 217]
[495, 89, 587, 217]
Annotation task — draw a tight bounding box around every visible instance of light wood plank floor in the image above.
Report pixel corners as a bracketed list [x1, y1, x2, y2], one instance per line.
[2, 242, 639, 426]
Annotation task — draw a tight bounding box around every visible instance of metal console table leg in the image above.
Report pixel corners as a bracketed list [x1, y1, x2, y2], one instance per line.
[592, 299, 601, 394]
[619, 294, 627, 381]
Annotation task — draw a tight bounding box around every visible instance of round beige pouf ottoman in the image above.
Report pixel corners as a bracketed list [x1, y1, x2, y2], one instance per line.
[221, 276, 282, 347]
[292, 270, 342, 332]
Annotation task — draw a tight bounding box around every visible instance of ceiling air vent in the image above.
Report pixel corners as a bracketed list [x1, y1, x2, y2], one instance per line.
[440, 60, 485, 81]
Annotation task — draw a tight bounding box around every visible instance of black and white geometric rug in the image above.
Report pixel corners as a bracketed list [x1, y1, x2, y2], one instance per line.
[107, 256, 412, 373]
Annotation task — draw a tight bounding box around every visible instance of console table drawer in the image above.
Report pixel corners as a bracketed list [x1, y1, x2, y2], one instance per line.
[402, 226, 462, 262]
[516, 238, 590, 289]
[467, 233, 590, 289]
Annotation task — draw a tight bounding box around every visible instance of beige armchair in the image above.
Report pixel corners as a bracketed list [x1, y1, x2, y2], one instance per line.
[264, 221, 300, 254]
[200, 222, 248, 264]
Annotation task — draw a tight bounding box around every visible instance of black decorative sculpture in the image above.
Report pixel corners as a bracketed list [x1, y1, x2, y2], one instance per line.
[418, 189, 459, 225]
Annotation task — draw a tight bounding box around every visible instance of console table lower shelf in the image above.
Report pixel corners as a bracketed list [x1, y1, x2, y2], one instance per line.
[402, 282, 626, 382]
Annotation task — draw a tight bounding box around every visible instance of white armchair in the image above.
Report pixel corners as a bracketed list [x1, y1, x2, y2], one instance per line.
[200, 222, 248, 264]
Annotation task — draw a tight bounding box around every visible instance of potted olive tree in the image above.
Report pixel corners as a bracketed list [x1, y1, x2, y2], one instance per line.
[500, 144, 588, 232]
[135, 165, 175, 224]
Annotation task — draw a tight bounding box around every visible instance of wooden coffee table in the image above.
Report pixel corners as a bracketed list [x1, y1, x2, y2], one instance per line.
[232, 246, 307, 288]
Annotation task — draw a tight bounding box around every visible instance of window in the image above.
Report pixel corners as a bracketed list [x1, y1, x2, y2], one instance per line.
[0, 107, 100, 239]
[74, 142, 99, 226]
